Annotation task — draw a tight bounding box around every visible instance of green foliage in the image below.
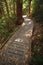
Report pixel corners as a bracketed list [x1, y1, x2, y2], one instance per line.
[31, 0, 43, 21]
[0, 0, 17, 46]
[20, 0, 23, 3]
[31, 54, 43, 65]
[23, 0, 28, 14]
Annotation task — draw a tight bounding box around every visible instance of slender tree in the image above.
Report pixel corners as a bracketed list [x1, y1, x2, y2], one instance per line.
[12, 0, 16, 15]
[28, 0, 31, 16]
[4, 0, 9, 17]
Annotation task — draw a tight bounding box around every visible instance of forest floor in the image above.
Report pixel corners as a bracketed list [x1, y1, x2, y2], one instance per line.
[0, 16, 33, 65]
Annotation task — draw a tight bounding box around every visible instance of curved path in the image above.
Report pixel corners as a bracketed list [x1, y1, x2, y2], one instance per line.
[0, 15, 33, 65]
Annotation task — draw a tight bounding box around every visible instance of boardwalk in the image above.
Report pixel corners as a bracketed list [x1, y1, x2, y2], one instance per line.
[0, 15, 33, 65]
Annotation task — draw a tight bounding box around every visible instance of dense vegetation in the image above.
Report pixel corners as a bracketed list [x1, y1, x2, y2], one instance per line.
[0, 0, 17, 48]
[31, 0, 43, 21]
[31, 0, 43, 65]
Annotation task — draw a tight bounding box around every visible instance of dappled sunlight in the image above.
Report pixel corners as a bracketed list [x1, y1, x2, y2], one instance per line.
[25, 33, 31, 37]
[25, 19, 31, 21]
[26, 21, 32, 26]
[15, 38, 23, 42]
[25, 30, 32, 37]
[22, 22, 26, 27]
[22, 15, 27, 18]
[28, 21, 32, 25]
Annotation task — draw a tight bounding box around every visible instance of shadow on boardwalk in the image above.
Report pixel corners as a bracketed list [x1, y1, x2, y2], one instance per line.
[0, 15, 33, 65]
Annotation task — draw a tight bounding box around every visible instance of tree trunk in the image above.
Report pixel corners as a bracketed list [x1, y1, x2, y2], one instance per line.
[16, 0, 23, 25]
[28, 0, 31, 16]
[12, 0, 15, 15]
[4, 0, 9, 17]
[0, 7, 2, 18]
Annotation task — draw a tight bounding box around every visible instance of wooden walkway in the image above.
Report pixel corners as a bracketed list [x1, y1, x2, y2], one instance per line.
[0, 16, 33, 65]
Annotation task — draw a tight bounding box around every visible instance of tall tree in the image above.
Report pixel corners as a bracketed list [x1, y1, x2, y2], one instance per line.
[4, 0, 9, 17]
[28, 0, 31, 15]
[16, 0, 23, 25]
[12, 0, 16, 15]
